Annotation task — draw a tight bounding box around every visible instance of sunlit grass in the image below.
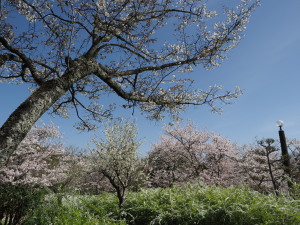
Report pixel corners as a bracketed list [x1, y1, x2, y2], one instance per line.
[24, 185, 300, 225]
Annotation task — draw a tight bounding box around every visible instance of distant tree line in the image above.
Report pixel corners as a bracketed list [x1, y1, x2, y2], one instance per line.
[1, 120, 300, 224]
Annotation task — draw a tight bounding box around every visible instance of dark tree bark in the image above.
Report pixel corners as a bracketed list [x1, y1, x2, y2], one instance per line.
[0, 58, 95, 165]
[0, 80, 66, 165]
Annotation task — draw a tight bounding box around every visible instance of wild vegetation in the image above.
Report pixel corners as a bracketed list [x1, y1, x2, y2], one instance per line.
[22, 185, 300, 225]
[1, 121, 300, 224]
[1, 0, 299, 224]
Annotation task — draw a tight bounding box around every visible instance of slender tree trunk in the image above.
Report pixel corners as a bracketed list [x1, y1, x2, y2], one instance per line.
[266, 151, 279, 196]
[117, 189, 125, 209]
[0, 60, 93, 166]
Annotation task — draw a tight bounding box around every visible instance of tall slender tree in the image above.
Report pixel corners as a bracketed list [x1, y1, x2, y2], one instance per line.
[240, 139, 285, 194]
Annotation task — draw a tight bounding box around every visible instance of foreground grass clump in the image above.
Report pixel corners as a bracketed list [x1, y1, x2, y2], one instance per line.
[23, 192, 126, 225]
[24, 185, 300, 225]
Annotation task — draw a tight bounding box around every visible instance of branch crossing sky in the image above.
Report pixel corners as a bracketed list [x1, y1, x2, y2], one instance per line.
[1, 0, 300, 153]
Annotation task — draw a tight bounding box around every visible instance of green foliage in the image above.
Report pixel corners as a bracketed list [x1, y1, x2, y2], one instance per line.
[23, 192, 126, 225]
[122, 185, 300, 225]
[23, 185, 300, 225]
[290, 181, 300, 200]
[0, 184, 48, 225]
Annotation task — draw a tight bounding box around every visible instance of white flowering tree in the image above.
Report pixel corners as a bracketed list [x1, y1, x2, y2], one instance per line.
[89, 118, 144, 207]
[147, 123, 240, 187]
[0, 0, 259, 165]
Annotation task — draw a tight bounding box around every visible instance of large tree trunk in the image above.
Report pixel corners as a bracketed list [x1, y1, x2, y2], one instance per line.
[0, 63, 90, 166]
[0, 79, 68, 166]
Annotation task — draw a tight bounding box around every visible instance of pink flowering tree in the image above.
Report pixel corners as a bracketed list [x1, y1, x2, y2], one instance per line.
[147, 123, 240, 187]
[0, 123, 78, 188]
[0, 0, 260, 165]
[203, 135, 241, 185]
[287, 138, 300, 183]
[77, 170, 116, 195]
[0, 122, 85, 225]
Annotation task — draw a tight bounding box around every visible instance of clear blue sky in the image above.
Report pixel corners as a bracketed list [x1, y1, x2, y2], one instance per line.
[1, 0, 300, 154]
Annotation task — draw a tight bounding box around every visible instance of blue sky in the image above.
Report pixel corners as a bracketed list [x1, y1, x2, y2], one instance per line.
[1, 0, 300, 154]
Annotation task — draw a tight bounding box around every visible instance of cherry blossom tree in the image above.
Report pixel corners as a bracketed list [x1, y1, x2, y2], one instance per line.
[77, 170, 115, 195]
[0, 122, 78, 188]
[287, 138, 300, 183]
[147, 123, 240, 187]
[88, 118, 145, 207]
[0, 0, 260, 165]
[0, 123, 88, 225]
[203, 135, 241, 185]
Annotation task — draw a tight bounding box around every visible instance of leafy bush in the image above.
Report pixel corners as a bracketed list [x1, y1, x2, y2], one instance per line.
[0, 184, 48, 225]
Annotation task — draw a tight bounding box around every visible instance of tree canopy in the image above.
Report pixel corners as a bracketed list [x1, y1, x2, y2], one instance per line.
[0, 0, 259, 165]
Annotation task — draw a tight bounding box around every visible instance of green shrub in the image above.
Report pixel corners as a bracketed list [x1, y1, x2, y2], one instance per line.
[0, 184, 48, 225]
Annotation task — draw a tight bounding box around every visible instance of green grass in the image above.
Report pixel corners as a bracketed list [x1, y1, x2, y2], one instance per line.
[23, 185, 300, 225]
[23, 192, 125, 225]
[123, 185, 300, 225]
